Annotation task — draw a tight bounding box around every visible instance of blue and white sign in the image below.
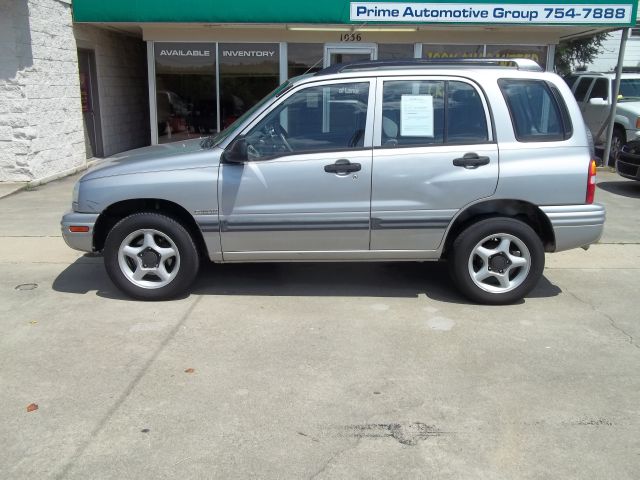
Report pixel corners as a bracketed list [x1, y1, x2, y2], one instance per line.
[350, 2, 634, 24]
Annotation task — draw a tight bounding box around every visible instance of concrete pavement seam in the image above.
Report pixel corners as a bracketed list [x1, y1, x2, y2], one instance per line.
[54, 295, 203, 480]
[563, 288, 639, 351]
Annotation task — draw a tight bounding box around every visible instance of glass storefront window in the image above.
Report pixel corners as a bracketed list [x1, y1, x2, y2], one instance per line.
[219, 43, 280, 129]
[485, 45, 548, 70]
[288, 43, 324, 78]
[155, 42, 217, 144]
[423, 44, 484, 59]
[378, 44, 415, 60]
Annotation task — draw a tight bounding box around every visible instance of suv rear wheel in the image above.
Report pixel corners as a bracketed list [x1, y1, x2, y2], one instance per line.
[103, 213, 199, 300]
[449, 218, 544, 305]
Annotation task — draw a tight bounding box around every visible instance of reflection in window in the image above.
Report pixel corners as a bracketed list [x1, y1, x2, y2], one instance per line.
[485, 45, 548, 70]
[287, 43, 324, 78]
[154, 42, 217, 144]
[423, 44, 483, 59]
[244, 82, 370, 158]
[219, 43, 280, 129]
[378, 44, 415, 60]
[499, 79, 567, 141]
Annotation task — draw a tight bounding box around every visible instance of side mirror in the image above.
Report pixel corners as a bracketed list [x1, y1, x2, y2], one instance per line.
[223, 137, 248, 163]
[588, 97, 607, 106]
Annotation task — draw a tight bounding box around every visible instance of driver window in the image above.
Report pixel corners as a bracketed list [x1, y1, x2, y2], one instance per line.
[244, 82, 369, 159]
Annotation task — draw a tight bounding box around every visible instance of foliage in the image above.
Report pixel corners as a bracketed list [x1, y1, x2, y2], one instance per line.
[554, 32, 611, 75]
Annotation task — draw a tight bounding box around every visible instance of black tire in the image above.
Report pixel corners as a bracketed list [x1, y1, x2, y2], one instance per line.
[103, 212, 199, 300]
[449, 218, 545, 305]
[609, 127, 625, 166]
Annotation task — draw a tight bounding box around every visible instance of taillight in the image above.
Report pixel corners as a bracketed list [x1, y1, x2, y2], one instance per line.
[586, 159, 597, 204]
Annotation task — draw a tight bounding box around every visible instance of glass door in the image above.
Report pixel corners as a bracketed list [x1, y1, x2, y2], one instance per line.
[324, 44, 377, 67]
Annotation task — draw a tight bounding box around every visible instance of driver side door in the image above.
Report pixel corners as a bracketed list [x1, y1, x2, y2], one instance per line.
[219, 79, 375, 261]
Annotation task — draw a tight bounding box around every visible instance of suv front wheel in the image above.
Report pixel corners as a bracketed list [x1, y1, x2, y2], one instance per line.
[103, 213, 200, 300]
[450, 218, 544, 305]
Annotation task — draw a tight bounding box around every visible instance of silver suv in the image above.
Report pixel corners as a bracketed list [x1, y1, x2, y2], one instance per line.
[61, 59, 605, 304]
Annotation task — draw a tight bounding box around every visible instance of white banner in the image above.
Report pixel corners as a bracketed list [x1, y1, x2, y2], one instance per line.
[350, 2, 634, 24]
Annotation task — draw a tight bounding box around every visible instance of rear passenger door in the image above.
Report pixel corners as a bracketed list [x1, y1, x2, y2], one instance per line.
[370, 77, 498, 251]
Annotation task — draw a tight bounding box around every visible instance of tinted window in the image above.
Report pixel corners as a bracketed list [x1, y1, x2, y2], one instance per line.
[499, 79, 568, 142]
[564, 75, 578, 88]
[219, 43, 280, 129]
[573, 77, 594, 102]
[378, 44, 415, 60]
[244, 82, 369, 158]
[588, 78, 609, 101]
[154, 42, 217, 144]
[287, 43, 324, 77]
[447, 82, 489, 143]
[619, 78, 640, 99]
[381, 80, 488, 147]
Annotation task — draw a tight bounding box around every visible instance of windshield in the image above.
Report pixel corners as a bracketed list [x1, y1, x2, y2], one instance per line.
[200, 81, 293, 149]
[619, 79, 640, 101]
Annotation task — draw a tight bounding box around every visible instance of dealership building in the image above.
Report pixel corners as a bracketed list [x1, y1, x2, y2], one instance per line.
[0, 0, 636, 183]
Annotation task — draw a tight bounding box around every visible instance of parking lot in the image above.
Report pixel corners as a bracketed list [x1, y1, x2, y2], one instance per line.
[1, 170, 639, 479]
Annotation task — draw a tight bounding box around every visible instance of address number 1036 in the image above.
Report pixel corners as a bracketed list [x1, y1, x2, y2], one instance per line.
[340, 33, 362, 42]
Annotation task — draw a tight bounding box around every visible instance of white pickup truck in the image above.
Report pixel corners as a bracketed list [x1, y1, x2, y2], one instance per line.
[565, 72, 640, 164]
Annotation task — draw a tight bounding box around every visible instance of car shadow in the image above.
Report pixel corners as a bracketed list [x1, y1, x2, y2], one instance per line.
[52, 256, 562, 305]
[597, 180, 640, 199]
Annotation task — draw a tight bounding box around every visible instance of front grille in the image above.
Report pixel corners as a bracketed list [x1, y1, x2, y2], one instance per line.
[617, 160, 640, 179]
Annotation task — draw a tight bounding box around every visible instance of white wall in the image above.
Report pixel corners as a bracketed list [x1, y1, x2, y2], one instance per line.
[0, 0, 85, 182]
[584, 29, 640, 72]
[0, 0, 150, 183]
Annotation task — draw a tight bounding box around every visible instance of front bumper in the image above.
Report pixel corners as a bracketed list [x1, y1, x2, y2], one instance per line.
[540, 204, 606, 252]
[61, 211, 99, 252]
[617, 144, 640, 180]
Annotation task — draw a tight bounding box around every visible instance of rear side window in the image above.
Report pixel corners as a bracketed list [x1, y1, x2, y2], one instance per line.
[588, 78, 609, 101]
[380, 80, 488, 147]
[499, 79, 572, 142]
[573, 77, 593, 102]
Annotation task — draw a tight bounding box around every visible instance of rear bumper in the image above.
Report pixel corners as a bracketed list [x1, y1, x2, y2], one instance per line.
[60, 211, 99, 252]
[540, 204, 606, 252]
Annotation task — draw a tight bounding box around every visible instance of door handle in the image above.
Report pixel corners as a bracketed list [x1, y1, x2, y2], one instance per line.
[452, 153, 490, 169]
[324, 159, 361, 174]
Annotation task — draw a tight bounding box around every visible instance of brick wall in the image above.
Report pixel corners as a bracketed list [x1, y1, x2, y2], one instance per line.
[0, 0, 150, 183]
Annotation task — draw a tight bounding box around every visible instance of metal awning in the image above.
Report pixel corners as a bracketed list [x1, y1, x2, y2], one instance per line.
[72, 0, 637, 27]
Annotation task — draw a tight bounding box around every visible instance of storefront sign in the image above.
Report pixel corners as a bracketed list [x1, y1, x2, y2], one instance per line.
[350, 2, 634, 24]
[159, 49, 211, 57]
[222, 50, 276, 57]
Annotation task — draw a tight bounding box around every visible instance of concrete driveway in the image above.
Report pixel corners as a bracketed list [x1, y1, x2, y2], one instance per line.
[0, 171, 639, 479]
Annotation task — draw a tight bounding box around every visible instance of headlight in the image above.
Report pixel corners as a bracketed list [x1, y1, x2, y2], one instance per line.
[72, 181, 80, 211]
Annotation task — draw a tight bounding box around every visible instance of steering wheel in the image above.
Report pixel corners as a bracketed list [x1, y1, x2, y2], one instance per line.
[272, 122, 293, 152]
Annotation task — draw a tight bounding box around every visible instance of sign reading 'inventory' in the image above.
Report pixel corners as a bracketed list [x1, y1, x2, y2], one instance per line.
[350, 2, 634, 24]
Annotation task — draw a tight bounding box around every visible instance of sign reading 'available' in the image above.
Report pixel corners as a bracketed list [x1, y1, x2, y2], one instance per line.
[350, 2, 634, 24]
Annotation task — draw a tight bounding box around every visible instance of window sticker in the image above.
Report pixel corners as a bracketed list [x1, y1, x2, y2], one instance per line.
[400, 95, 434, 137]
[307, 92, 319, 108]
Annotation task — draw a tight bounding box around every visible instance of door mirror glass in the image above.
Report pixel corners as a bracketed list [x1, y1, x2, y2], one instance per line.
[224, 137, 248, 163]
[588, 97, 607, 106]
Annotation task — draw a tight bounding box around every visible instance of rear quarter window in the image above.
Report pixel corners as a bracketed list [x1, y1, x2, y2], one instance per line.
[498, 79, 573, 142]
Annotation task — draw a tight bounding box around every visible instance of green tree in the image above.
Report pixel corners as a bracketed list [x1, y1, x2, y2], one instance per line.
[554, 32, 610, 75]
